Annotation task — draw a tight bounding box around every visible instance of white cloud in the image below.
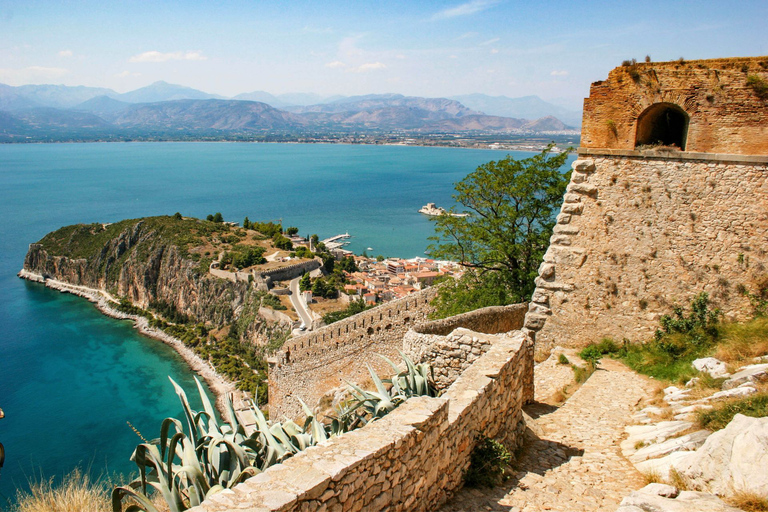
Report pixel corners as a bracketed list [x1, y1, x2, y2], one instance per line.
[325, 60, 347, 69]
[490, 48, 499, 54]
[456, 31, 479, 40]
[128, 50, 207, 63]
[432, 0, 500, 20]
[479, 37, 500, 46]
[58, 50, 73, 58]
[348, 62, 386, 73]
[550, 70, 569, 76]
[0, 66, 69, 84]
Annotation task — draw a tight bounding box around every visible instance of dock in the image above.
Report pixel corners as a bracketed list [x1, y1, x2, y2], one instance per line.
[322, 233, 351, 250]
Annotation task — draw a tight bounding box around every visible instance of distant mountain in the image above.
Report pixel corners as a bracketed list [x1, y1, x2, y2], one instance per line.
[14, 84, 119, 109]
[418, 114, 527, 132]
[450, 94, 582, 127]
[277, 92, 330, 106]
[73, 95, 131, 120]
[112, 99, 300, 131]
[7, 107, 112, 131]
[233, 91, 287, 108]
[288, 94, 480, 119]
[116, 81, 222, 104]
[0, 84, 41, 111]
[523, 115, 571, 131]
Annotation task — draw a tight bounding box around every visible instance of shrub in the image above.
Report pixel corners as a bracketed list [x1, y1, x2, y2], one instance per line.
[464, 436, 512, 488]
[696, 393, 768, 431]
[557, 353, 570, 365]
[747, 75, 768, 100]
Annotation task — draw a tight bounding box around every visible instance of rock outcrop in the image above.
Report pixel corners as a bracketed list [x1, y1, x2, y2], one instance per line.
[22, 217, 265, 339]
[616, 484, 742, 512]
[674, 414, 768, 497]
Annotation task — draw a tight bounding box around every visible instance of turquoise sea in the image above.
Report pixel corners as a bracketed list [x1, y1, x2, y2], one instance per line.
[0, 142, 575, 503]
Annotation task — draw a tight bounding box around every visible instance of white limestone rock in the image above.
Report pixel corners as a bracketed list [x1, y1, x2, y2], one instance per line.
[721, 363, 768, 390]
[635, 450, 693, 478]
[616, 485, 743, 511]
[692, 357, 730, 379]
[673, 414, 768, 497]
[701, 384, 757, 402]
[629, 430, 711, 463]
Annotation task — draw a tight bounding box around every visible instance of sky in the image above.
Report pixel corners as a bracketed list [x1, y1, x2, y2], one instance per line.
[1, 0, 767, 109]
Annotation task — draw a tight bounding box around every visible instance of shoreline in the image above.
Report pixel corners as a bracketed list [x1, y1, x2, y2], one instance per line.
[17, 268, 239, 421]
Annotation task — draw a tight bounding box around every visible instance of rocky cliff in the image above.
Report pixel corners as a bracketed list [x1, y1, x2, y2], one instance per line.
[23, 216, 256, 331]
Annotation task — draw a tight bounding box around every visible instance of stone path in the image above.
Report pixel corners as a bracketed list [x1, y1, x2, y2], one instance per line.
[440, 358, 656, 512]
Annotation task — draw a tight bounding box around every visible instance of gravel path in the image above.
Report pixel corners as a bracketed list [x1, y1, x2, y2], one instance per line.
[440, 358, 655, 512]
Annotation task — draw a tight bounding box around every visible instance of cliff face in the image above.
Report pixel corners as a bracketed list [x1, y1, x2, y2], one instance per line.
[23, 217, 253, 328]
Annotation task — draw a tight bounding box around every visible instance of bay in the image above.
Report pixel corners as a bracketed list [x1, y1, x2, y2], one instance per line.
[0, 142, 575, 502]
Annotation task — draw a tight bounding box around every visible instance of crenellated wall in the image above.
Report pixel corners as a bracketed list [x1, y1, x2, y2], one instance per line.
[191, 329, 529, 512]
[269, 287, 438, 419]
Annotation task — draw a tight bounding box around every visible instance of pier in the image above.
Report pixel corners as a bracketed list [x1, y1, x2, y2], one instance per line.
[322, 232, 351, 250]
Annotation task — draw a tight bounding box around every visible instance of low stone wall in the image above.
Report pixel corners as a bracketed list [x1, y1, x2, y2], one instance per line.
[411, 303, 528, 336]
[260, 258, 322, 283]
[191, 329, 529, 512]
[403, 303, 528, 390]
[269, 287, 438, 420]
[403, 328, 499, 391]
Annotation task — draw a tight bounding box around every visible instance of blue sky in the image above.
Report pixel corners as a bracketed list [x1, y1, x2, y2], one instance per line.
[1, 0, 766, 109]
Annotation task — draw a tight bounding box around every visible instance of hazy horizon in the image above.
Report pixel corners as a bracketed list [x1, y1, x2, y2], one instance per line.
[2, 0, 767, 111]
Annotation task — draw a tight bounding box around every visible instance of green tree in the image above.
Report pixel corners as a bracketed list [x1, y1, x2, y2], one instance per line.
[299, 272, 311, 292]
[428, 145, 571, 316]
[286, 226, 299, 236]
[173, 212, 182, 220]
[243, 216, 251, 229]
[212, 212, 224, 223]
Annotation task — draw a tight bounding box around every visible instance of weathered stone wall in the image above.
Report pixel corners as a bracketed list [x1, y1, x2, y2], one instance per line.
[410, 303, 528, 336]
[525, 154, 768, 358]
[260, 258, 322, 283]
[269, 287, 438, 420]
[580, 56, 768, 155]
[192, 330, 529, 512]
[403, 303, 528, 390]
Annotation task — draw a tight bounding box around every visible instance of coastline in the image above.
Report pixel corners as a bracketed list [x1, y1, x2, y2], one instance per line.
[17, 268, 238, 421]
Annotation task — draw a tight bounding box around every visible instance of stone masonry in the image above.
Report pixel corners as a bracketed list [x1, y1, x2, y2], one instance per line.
[269, 287, 438, 420]
[192, 329, 530, 512]
[525, 57, 768, 359]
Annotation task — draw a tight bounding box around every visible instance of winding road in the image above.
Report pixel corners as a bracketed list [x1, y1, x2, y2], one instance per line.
[289, 277, 313, 330]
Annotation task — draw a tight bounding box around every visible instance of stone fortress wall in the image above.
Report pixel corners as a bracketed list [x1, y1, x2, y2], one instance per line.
[269, 286, 439, 419]
[524, 56, 768, 358]
[193, 327, 530, 512]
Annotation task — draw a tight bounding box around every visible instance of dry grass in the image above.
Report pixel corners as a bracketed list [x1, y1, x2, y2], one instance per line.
[642, 469, 663, 485]
[714, 317, 768, 365]
[728, 490, 768, 512]
[668, 468, 691, 491]
[13, 469, 111, 512]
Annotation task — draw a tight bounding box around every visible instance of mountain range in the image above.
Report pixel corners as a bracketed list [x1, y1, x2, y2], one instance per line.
[0, 81, 580, 141]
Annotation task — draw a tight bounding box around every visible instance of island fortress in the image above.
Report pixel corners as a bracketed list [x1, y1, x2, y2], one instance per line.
[185, 56, 768, 512]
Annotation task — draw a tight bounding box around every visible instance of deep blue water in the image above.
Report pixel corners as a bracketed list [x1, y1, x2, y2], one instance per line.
[0, 142, 575, 503]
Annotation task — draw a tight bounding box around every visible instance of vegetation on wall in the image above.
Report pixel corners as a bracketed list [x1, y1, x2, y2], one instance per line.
[428, 145, 572, 318]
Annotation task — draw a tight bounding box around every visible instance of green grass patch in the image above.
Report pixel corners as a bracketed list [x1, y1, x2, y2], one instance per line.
[696, 393, 768, 431]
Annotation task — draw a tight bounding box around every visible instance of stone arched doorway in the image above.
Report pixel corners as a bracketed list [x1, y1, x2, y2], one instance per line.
[635, 103, 689, 150]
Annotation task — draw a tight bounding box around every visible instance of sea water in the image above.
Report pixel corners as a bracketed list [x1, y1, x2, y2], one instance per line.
[0, 142, 575, 502]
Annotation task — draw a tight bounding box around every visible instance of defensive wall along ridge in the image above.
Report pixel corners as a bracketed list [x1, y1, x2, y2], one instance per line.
[523, 56, 768, 358]
[195, 304, 531, 512]
[268, 286, 439, 420]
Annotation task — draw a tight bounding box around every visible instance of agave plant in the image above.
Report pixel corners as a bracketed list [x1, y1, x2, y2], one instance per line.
[112, 377, 266, 512]
[332, 351, 437, 432]
[113, 353, 436, 511]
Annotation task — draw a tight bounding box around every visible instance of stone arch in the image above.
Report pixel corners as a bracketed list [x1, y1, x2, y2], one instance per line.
[635, 102, 689, 150]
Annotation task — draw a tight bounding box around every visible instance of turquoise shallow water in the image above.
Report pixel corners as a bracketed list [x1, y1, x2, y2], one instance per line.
[0, 142, 575, 503]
